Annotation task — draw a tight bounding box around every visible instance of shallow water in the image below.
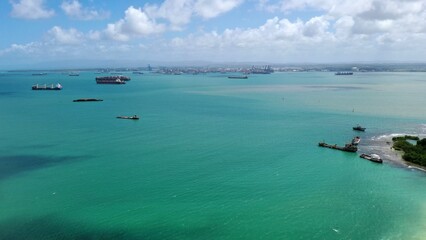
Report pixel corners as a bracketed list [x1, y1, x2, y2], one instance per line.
[0, 71, 425, 239]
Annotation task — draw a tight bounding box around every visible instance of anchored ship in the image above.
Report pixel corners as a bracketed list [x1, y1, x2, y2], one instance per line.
[95, 75, 130, 84]
[335, 72, 353, 75]
[32, 83, 62, 90]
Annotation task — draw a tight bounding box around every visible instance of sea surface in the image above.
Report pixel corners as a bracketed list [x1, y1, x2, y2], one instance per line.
[0, 71, 425, 239]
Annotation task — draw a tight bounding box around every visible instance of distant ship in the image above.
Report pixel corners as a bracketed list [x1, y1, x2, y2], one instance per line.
[335, 72, 353, 75]
[32, 72, 47, 76]
[69, 72, 79, 76]
[32, 83, 62, 90]
[117, 115, 139, 120]
[73, 98, 103, 102]
[95, 75, 130, 84]
[228, 75, 248, 79]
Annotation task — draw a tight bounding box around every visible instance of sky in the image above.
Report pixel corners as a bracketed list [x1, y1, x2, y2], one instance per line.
[1, 0, 426, 68]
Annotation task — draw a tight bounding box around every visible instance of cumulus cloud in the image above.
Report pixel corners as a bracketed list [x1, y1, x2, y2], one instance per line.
[47, 26, 84, 45]
[194, 0, 244, 19]
[61, 0, 110, 20]
[0, 42, 42, 55]
[260, 0, 426, 42]
[105, 6, 166, 41]
[10, 0, 55, 19]
[144, 0, 193, 30]
[105, 0, 244, 39]
[3, 0, 426, 64]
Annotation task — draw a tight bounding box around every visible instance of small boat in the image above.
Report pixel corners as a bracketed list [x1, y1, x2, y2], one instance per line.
[360, 153, 382, 163]
[352, 136, 361, 145]
[353, 125, 366, 131]
[116, 115, 139, 120]
[73, 98, 103, 102]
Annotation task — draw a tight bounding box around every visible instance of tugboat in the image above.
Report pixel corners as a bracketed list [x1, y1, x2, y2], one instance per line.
[116, 115, 139, 120]
[353, 125, 366, 132]
[360, 153, 382, 163]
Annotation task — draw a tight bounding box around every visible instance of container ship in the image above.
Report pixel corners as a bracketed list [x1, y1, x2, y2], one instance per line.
[95, 76, 130, 84]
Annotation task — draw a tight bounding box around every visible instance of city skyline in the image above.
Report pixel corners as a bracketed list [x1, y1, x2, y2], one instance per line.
[1, 0, 426, 69]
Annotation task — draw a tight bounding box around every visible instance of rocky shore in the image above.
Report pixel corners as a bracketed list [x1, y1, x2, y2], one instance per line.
[360, 133, 426, 172]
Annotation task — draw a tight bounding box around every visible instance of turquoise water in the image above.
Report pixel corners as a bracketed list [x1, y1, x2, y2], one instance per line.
[0, 71, 426, 239]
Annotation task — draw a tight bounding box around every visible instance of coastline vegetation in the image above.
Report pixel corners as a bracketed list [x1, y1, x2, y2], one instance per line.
[392, 135, 426, 166]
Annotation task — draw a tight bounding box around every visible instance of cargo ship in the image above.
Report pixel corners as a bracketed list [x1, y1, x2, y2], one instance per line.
[32, 83, 62, 90]
[228, 75, 248, 79]
[335, 72, 353, 75]
[95, 75, 130, 84]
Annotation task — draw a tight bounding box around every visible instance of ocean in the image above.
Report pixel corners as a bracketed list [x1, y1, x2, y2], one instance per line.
[0, 71, 425, 239]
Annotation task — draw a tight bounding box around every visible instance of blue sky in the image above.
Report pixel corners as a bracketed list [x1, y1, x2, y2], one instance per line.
[1, 0, 426, 69]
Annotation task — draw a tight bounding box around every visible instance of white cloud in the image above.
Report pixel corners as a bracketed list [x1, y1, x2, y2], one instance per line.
[3, 0, 426, 64]
[0, 42, 42, 55]
[259, 0, 426, 42]
[144, 0, 193, 30]
[61, 0, 110, 20]
[162, 13, 426, 62]
[47, 26, 84, 45]
[194, 0, 244, 19]
[104, 6, 166, 41]
[10, 0, 54, 19]
[105, 0, 244, 38]
[302, 16, 330, 38]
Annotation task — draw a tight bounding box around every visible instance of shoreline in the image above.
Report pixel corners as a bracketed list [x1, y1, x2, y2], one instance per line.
[361, 133, 426, 173]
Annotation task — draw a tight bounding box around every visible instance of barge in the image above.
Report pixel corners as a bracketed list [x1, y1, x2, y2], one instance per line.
[318, 142, 358, 152]
[73, 98, 103, 102]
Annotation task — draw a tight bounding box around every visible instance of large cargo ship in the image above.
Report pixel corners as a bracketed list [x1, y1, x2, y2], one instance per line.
[32, 83, 62, 90]
[95, 75, 130, 84]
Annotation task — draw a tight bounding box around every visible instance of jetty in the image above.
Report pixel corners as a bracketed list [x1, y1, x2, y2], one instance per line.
[318, 142, 358, 152]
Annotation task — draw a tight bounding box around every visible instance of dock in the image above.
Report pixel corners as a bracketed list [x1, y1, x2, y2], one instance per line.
[318, 142, 358, 152]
